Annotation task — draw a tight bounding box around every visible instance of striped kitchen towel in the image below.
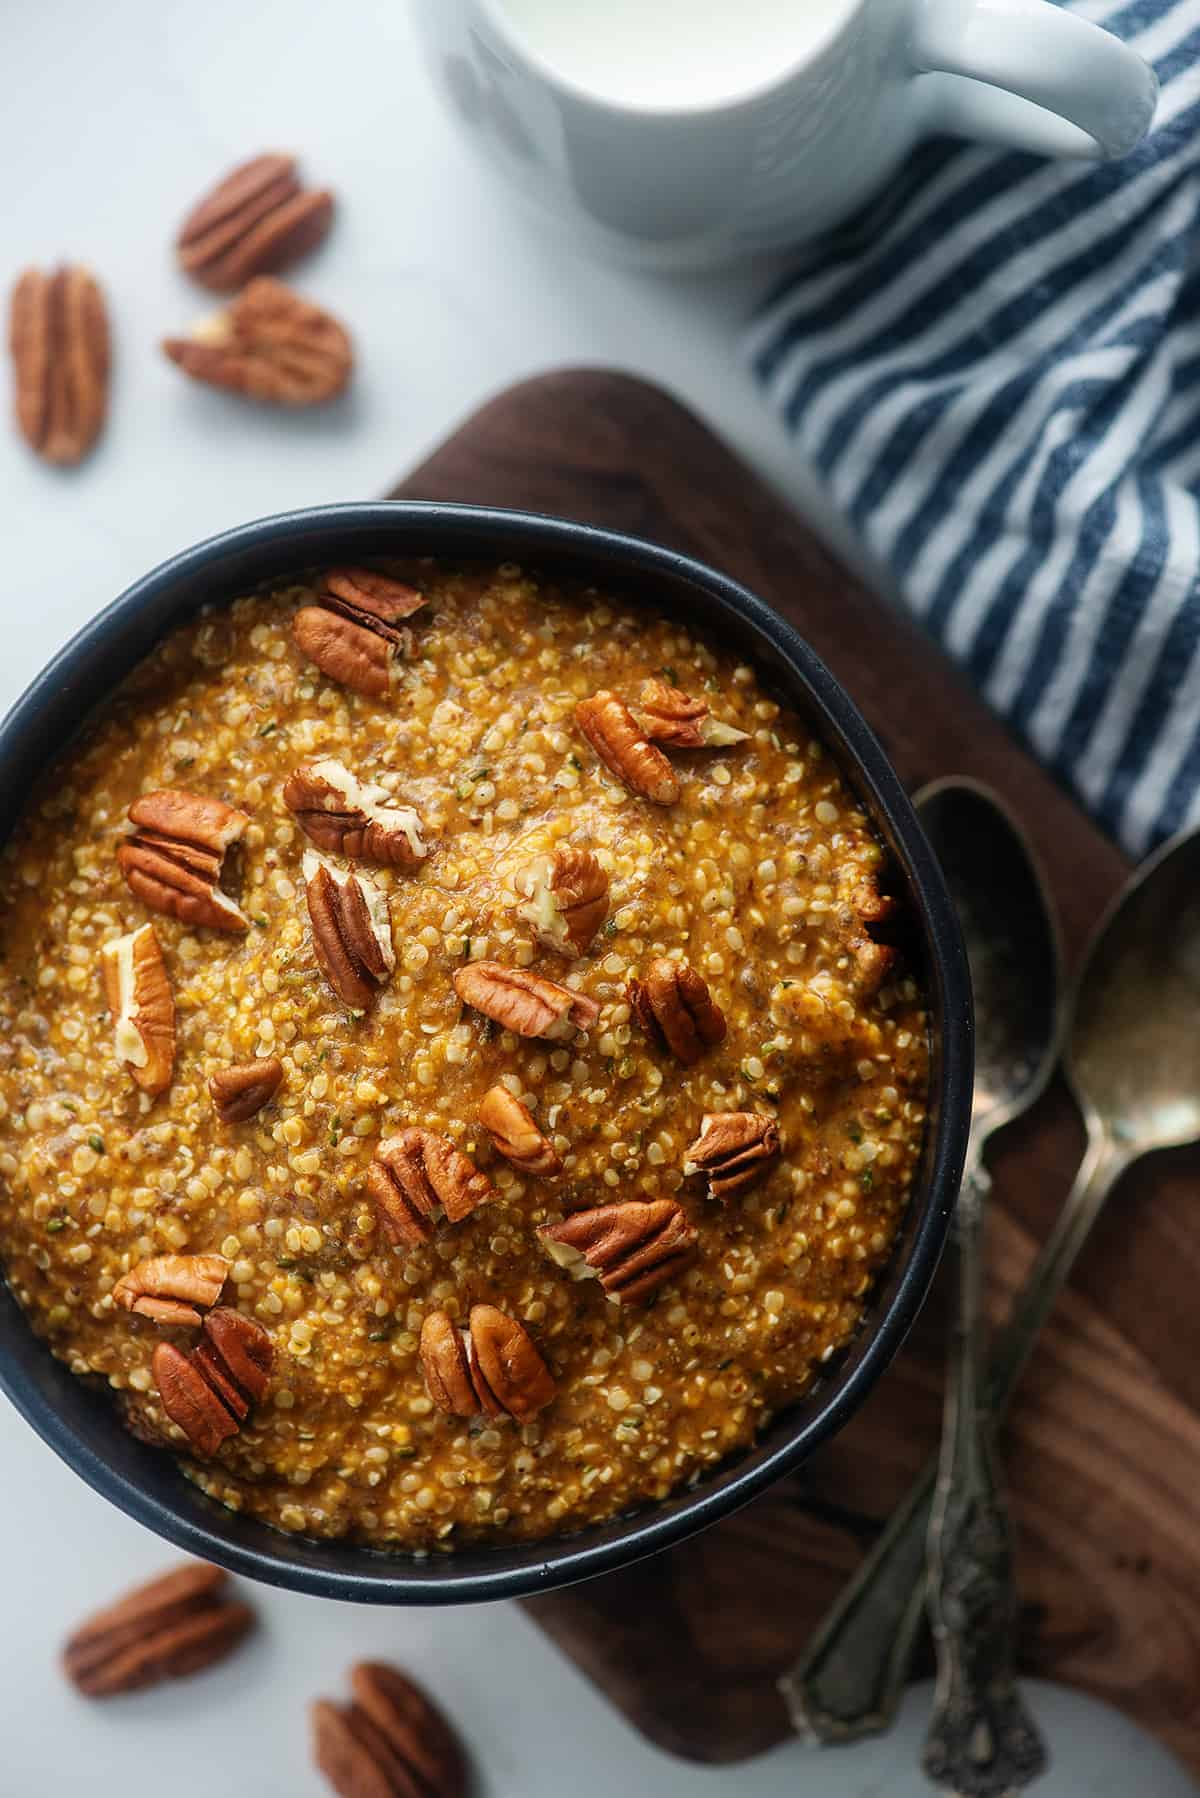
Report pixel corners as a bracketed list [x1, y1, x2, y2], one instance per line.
[747, 0, 1200, 857]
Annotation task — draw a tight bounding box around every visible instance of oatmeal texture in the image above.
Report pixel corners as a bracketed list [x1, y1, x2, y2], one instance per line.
[0, 562, 929, 1550]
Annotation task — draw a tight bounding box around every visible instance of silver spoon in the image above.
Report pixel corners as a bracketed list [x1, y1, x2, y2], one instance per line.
[917, 782, 1056, 1795]
[780, 820, 1200, 1754]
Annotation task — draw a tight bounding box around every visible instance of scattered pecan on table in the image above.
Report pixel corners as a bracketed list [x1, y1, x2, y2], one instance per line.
[311, 1660, 469, 1798]
[163, 276, 352, 407]
[63, 1561, 254, 1699]
[8, 264, 109, 465]
[176, 151, 334, 291]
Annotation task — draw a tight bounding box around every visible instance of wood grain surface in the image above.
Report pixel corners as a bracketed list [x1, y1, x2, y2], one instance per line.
[389, 370, 1200, 1770]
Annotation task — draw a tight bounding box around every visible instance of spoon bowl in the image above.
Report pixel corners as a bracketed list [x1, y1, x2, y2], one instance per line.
[1069, 826, 1200, 1153]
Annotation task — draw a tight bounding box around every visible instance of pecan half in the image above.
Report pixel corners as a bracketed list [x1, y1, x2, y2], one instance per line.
[9, 265, 109, 465]
[420, 1305, 556, 1421]
[209, 1056, 283, 1123]
[842, 872, 900, 996]
[304, 850, 395, 1009]
[478, 1085, 562, 1176]
[635, 677, 749, 749]
[453, 961, 599, 1040]
[101, 924, 176, 1095]
[112, 1253, 230, 1328]
[63, 1562, 254, 1699]
[284, 756, 429, 867]
[540, 1200, 697, 1305]
[118, 787, 249, 932]
[575, 691, 679, 804]
[312, 1660, 469, 1798]
[519, 846, 609, 955]
[163, 277, 352, 406]
[153, 1307, 273, 1457]
[177, 152, 334, 291]
[292, 568, 426, 699]
[628, 957, 727, 1065]
[367, 1128, 495, 1247]
[686, 1111, 781, 1201]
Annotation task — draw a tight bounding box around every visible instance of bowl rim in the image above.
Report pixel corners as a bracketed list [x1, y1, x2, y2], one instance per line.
[0, 501, 971, 1603]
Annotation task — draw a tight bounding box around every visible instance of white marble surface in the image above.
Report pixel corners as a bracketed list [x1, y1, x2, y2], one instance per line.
[0, 2, 1195, 1792]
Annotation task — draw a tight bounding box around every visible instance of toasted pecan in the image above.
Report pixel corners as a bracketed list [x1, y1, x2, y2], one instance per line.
[153, 1308, 273, 1457]
[540, 1200, 697, 1305]
[209, 1056, 283, 1123]
[420, 1305, 556, 1422]
[311, 1659, 469, 1798]
[117, 787, 249, 932]
[163, 277, 352, 406]
[177, 151, 334, 291]
[101, 924, 177, 1095]
[292, 568, 425, 699]
[575, 690, 679, 804]
[283, 757, 429, 867]
[303, 851, 394, 1009]
[9, 265, 109, 465]
[628, 957, 727, 1064]
[519, 846, 609, 955]
[453, 961, 599, 1041]
[686, 1111, 781, 1201]
[635, 677, 749, 748]
[63, 1562, 254, 1698]
[368, 1128, 495, 1248]
[478, 1086, 562, 1176]
[112, 1253, 229, 1328]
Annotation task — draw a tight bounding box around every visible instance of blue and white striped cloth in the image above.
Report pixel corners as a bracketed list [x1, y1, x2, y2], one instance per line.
[747, 0, 1200, 857]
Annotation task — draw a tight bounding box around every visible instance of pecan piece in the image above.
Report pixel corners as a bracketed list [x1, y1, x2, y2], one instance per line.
[635, 677, 749, 748]
[420, 1305, 556, 1421]
[686, 1111, 781, 1201]
[100, 924, 176, 1095]
[63, 1562, 254, 1699]
[118, 787, 249, 932]
[628, 957, 727, 1064]
[312, 1660, 469, 1798]
[453, 960, 599, 1040]
[575, 690, 679, 804]
[209, 1056, 283, 1123]
[478, 1085, 562, 1176]
[112, 1253, 230, 1328]
[540, 1200, 697, 1305]
[303, 850, 395, 1009]
[9, 265, 109, 465]
[163, 277, 352, 406]
[367, 1128, 495, 1247]
[177, 152, 334, 291]
[519, 846, 609, 955]
[842, 872, 900, 996]
[293, 568, 426, 699]
[283, 756, 429, 867]
[153, 1307, 273, 1457]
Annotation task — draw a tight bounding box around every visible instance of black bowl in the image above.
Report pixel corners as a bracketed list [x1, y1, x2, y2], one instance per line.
[0, 503, 971, 1603]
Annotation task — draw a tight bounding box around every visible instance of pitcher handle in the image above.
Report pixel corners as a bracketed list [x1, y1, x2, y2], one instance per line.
[911, 0, 1158, 160]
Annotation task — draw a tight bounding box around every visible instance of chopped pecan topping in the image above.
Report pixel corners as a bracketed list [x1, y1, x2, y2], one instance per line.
[628, 957, 727, 1064]
[63, 1562, 254, 1699]
[478, 1085, 562, 1176]
[303, 850, 395, 1009]
[112, 1253, 230, 1328]
[101, 924, 176, 1096]
[519, 846, 609, 955]
[686, 1111, 781, 1201]
[540, 1200, 697, 1305]
[209, 1056, 283, 1123]
[177, 151, 334, 291]
[283, 756, 429, 867]
[575, 691, 679, 804]
[9, 265, 109, 465]
[292, 568, 425, 699]
[635, 677, 749, 748]
[842, 872, 900, 996]
[420, 1305, 556, 1421]
[453, 961, 599, 1040]
[117, 787, 249, 932]
[367, 1128, 495, 1247]
[153, 1307, 273, 1457]
[311, 1660, 469, 1798]
[163, 276, 352, 406]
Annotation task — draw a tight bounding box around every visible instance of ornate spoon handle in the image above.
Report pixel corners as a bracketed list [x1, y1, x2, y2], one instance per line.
[779, 1131, 1128, 1744]
[922, 1163, 1046, 1794]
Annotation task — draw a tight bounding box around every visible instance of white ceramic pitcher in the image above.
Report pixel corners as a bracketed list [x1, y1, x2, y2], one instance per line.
[410, 0, 1159, 266]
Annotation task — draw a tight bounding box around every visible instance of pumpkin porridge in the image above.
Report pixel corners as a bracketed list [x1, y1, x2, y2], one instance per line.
[0, 561, 928, 1550]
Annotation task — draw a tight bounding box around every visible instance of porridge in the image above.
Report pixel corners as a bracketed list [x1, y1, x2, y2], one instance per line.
[0, 560, 928, 1549]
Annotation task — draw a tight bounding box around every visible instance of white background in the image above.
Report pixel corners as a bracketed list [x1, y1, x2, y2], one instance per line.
[0, 2, 1196, 1792]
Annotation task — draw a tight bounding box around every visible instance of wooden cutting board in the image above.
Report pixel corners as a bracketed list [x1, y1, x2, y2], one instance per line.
[389, 371, 1200, 1772]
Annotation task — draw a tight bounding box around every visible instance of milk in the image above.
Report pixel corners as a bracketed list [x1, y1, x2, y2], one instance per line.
[494, 0, 844, 109]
